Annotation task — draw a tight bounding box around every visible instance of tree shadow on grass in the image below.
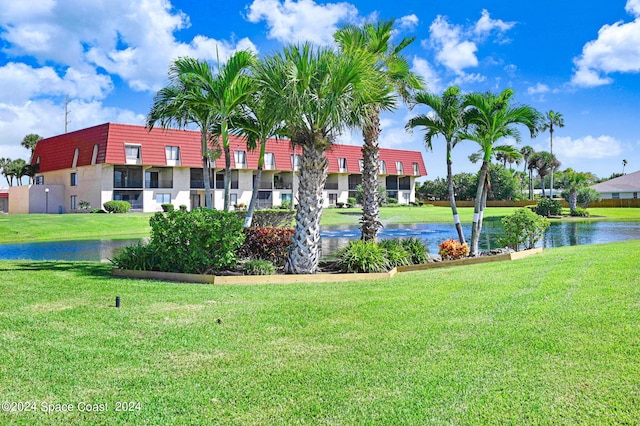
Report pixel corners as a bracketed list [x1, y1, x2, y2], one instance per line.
[0, 260, 112, 278]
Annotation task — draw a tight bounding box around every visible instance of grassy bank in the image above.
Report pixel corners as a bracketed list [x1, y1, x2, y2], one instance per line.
[1, 206, 639, 244]
[1, 240, 639, 424]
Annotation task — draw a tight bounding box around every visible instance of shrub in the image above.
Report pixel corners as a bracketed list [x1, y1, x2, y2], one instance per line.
[336, 202, 345, 208]
[336, 240, 390, 273]
[279, 200, 292, 210]
[570, 207, 589, 217]
[243, 259, 276, 275]
[379, 239, 411, 267]
[347, 197, 357, 207]
[239, 227, 294, 266]
[400, 237, 429, 264]
[103, 200, 131, 213]
[179, 205, 187, 211]
[386, 198, 398, 204]
[438, 239, 470, 260]
[91, 208, 106, 214]
[112, 208, 245, 274]
[535, 198, 562, 217]
[161, 203, 174, 212]
[499, 208, 550, 251]
[78, 200, 91, 212]
[236, 209, 295, 228]
[110, 242, 159, 271]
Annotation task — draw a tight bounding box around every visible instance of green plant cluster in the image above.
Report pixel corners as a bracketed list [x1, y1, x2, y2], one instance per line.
[243, 259, 276, 275]
[111, 208, 245, 274]
[499, 208, 550, 251]
[103, 200, 131, 213]
[161, 203, 174, 212]
[535, 198, 563, 217]
[239, 227, 294, 266]
[336, 237, 429, 273]
[236, 209, 295, 228]
[438, 239, 470, 260]
[570, 207, 589, 217]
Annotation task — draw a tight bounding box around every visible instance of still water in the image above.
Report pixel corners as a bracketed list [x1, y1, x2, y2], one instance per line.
[0, 221, 638, 262]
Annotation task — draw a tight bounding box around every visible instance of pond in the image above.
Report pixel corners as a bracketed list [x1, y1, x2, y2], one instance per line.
[0, 221, 638, 262]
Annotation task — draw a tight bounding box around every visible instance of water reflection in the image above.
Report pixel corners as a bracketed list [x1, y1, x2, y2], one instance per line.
[0, 222, 638, 262]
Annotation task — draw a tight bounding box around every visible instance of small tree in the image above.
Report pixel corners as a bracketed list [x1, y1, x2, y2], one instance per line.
[500, 208, 550, 251]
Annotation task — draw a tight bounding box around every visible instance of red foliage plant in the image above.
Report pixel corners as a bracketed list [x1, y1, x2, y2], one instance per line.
[438, 239, 470, 260]
[240, 227, 294, 266]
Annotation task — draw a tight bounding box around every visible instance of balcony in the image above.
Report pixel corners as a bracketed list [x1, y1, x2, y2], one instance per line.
[275, 182, 293, 190]
[258, 181, 273, 190]
[324, 182, 339, 190]
[113, 179, 143, 189]
[145, 180, 173, 189]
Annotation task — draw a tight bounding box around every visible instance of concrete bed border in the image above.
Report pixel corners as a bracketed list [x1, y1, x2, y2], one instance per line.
[112, 248, 543, 285]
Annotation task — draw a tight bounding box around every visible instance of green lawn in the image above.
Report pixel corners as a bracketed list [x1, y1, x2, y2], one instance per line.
[1, 240, 639, 424]
[1, 206, 639, 244]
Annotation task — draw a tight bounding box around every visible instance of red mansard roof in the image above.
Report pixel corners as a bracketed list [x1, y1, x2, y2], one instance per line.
[32, 123, 427, 176]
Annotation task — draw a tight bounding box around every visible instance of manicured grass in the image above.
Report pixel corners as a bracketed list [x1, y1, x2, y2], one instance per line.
[1, 241, 639, 424]
[0, 213, 153, 244]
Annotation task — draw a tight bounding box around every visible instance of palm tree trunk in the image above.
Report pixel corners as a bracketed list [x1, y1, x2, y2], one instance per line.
[223, 144, 231, 212]
[360, 114, 382, 241]
[201, 132, 213, 209]
[470, 161, 489, 256]
[528, 169, 533, 200]
[540, 176, 546, 198]
[286, 142, 328, 274]
[446, 147, 465, 244]
[569, 189, 577, 211]
[244, 140, 267, 228]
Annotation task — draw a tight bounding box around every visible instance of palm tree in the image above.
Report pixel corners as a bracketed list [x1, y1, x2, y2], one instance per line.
[148, 60, 222, 209]
[21, 134, 42, 156]
[540, 110, 564, 198]
[335, 20, 423, 241]
[520, 145, 535, 199]
[622, 159, 628, 174]
[406, 86, 467, 243]
[255, 43, 390, 273]
[170, 53, 256, 212]
[462, 89, 540, 256]
[0, 157, 11, 186]
[528, 151, 560, 198]
[558, 169, 591, 211]
[230, 90, 286, 227]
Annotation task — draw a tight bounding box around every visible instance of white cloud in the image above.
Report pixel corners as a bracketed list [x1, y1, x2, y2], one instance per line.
[474, 9, 516, 39]
[428, 15, 478, 75]
[411, 56, 442, 94]
[527, 83, 550, 95]
[397, 14, 419, 31]
[554, 135, 623, 159]
[245, 0, 358, 45]
[572, 3, 640, 87]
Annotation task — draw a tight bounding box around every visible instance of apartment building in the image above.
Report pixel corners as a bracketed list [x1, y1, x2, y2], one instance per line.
[11, 123, 426, 213]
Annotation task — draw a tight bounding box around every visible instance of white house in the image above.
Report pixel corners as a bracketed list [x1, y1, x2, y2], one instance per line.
[590, 170, 640, 199]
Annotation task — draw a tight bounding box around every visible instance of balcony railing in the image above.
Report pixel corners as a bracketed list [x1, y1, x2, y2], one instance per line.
[145, 180, 173, 189]
[215, 181, 238, 189]
[258, 181, 273, 189]
[274, 182, 293, 190]
[189, 180, 214, 189]
[113, 179, 143, 189]
[399, 184, 411, 190]
[324, 182, 339, 190]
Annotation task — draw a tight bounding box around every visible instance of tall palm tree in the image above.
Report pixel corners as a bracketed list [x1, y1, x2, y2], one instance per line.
[463, 89, 540, 256]
[520, 145, 535, 199]
[147, 65, 219, 209]
[255, 43, 390, 274]
[622, 159, 628, 174]
[528, 151, 560, 198]
[0, 157, 11, 186]
[540, 110, 564, 198]
[335, 20, 423, 241]
[170, 52, 256, 211]
[406, 86, 467, 243]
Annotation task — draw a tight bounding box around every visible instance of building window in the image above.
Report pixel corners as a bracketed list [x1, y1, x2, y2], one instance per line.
[396, 161, 404, 175]
[234, 150, 247, 168]
[72, 148, 79, 168]
[291, 154, 301, 171]
[358, 159, 364, 172]
[338, 157, 347, 172]
[281, 193, 292, 203]
[125, 144, 141, 165]
[70, 195, 77, 210]
[328, 193, 338, 206]
[264, 153, 275, 170]
[155, 193, 171, 204]
[91, 144, 99, 165]
[378, 160, 387, 174]
[412, 162, 419, 176]
[165, 146, 180, 166]
[634, 192, 638, 199]
[70, 172, 77, 186]
[612, 193, 620, 199]
[35, 176, 44, 185]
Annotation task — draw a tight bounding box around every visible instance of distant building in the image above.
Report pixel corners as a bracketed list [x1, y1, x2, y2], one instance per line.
[8, 123, 427, 213]
[590, 170, 640, 199]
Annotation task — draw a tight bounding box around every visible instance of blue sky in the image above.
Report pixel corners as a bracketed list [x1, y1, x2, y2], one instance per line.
[0, 0, 639, 180]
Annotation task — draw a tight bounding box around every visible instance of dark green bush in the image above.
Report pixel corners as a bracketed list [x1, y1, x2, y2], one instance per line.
[535, 198, 563, 217]
[336, 240, 390, 273]
[379, 239, 411, 267]
[161, 203, 174, 212]
[336, 202, 345, 208]
[347, 197, 357, 207]
[179, 205, 187, 211]
[103, 200, 131, 213]
[243, 259, 276, 275]
[91, 208, 106, 214]
[112, 208, 245, 274]
[499, 208, 550, 251]
[400, 237, 429, 264]
[570, 207, 589, 217]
